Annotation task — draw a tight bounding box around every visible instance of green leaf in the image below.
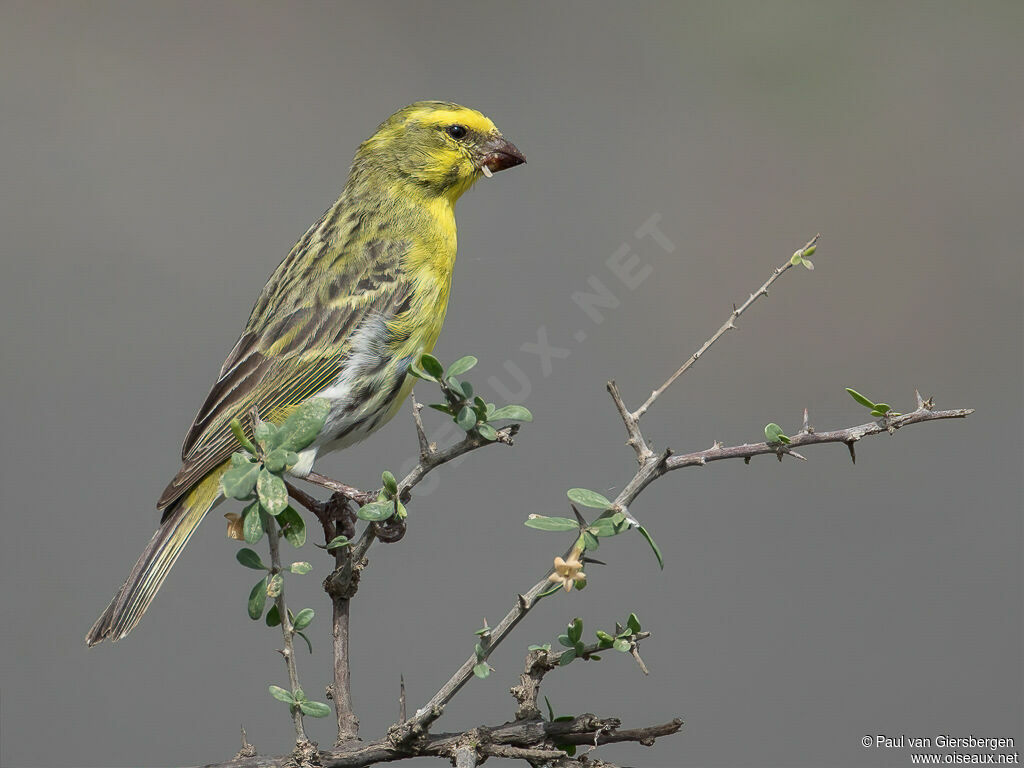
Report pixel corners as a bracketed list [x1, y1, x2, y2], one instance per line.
[473, 662, 491, 679]
[558, 633, 573, 647]
[268, 685, 294, 703]
[381, 470, 398, 496]
[276, 398, 330, 452]
[356, 500, 394, 522]
[790, 249, 804, 266]
[581, 530, 600, 551]
[427, 403, 453, 415]
[636, 524, 664, 569]
[872, 403, 891, 414]
[595, 630, 614, 646]
[265, 604, 281, 627]
[326, 535, 350, 550]
[254, 420, 278, 449]
[558, 649, 576, 666]
[293, 687, 307, 702]
[235, 548, 266, 570]
[445, 355, 478, 378]
[488, 405, 534, 422]
[266, 573, 283, 598]
[846, 388, 876, 409]
[289, 561, 313, 575]
[257, 468, 289, 515]
[476, 423, 498, 441]
[275, 506, 306, 548]
[230, 452, 253, 468]
[456, 405, 476, 431]
[538, 583, 564, 598]
[588, 517, 628, 537]
[613, 638, 630, 652]
[292, 608, 314, 631]
[627, 612, 642, 633]
[296, 630, 313, 653]
[264, 447, 290, 473]
[764, 423, 790, 444]
[524, 515, 580, 532]
[419, 353, 444, 379]
[528, 643, 551, 652]
[408, 361, 436, 381]
[801, 258, 814, 270]
[248, 577, 268, 620]
[395, 501, 407, 519]
[567, 488, 612, 510]
[222, 462, 260, 500]
[243, 502, 264, 544]
[299, 700, 332, 718]
[456, 379, 474, 401]
[229, 418, 259, 454]
[567, 618, 583, 644]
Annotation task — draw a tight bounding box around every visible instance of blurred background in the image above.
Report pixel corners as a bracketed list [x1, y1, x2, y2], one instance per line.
[1, 2, 1020, 767]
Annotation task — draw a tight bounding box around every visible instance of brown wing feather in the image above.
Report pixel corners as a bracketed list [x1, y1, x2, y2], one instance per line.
[157, 239, 410, 513]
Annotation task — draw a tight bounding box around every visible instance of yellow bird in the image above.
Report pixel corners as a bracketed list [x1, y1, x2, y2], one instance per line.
[87, 101, 525, 645]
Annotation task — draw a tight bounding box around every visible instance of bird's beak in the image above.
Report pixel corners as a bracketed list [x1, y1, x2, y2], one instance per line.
[478, 135, 526, 177]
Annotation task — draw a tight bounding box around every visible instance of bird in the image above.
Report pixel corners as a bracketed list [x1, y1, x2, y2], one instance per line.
[86, 101, 525, 645]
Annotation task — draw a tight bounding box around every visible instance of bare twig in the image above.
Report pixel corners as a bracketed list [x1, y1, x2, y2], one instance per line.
[607, 380, 652, 462]
[632, 234, 819, 421]
[399, 675, 406, 723]
[411, 391, 431, 460]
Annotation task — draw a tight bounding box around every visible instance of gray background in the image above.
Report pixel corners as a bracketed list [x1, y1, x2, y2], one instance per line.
[1, 2, 1021, 767]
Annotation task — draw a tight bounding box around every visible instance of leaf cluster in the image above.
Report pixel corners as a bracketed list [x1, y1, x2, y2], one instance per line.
[410, 354, 532, 441]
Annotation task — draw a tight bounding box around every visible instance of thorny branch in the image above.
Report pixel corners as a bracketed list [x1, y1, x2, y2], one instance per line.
[266, 517, 310, 746]
[284, 419, 520, 746]
[632, 233, 820, 421]
[205, 234, 973, 768]
[198, 715, 683, 768]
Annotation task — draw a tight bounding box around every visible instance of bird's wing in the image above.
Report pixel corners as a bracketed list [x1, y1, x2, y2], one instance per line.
[156, 238, 412, 512]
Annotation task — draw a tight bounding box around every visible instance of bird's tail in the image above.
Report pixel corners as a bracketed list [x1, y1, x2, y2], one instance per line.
[85, 468, 224, 646]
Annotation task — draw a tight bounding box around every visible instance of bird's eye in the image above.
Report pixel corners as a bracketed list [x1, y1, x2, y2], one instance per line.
[445, 124, 468, 140]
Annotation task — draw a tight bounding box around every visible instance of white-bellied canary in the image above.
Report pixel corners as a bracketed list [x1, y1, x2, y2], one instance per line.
[86, 101, 525, 645]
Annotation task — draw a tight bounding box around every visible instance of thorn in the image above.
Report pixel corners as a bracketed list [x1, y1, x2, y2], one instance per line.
[518, 594, 530, 611]
[631, 646, 650, 676]
[570, 503, 587, 526]
[581, 556, 607, 566]
[846, 441, 857, 464]
[711, 440, 723, 450]
[788, 450, 808, 461]
[801, 408, 812, 434]
[915, 389, 925, 409]
[744, 456, 751, 465]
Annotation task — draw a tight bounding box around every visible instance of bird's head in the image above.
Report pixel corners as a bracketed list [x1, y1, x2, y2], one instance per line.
[354, 101, 526, 203]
